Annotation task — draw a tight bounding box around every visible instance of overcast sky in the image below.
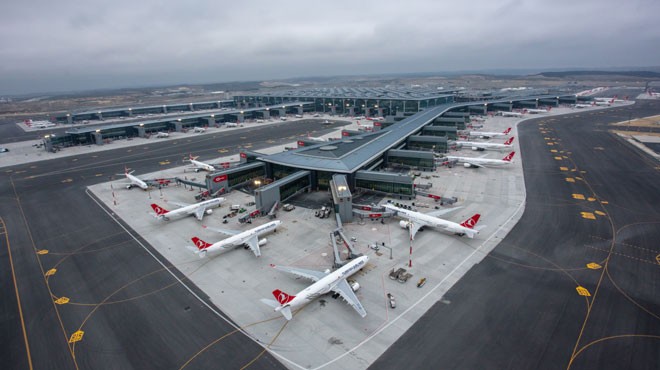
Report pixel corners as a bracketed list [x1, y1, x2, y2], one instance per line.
[1, 0, 658, 95]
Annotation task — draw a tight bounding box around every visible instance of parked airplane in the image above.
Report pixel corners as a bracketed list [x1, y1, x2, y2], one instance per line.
[225, 122, 239, 127]
[525, 108, 551, 114]
[454, 137, 514, 151]
[594, 96, 625, 103]
[187, 154, 216, 172]
[306, 133, 327, 142]
[188, 220, 281, 258]
[383, 204, 481, 240]
[444, 151, 516, 169]
[499, 111, 523, 117]
[574, 103, 594, 108]
[261, 255, 369, 320]
[356, 120, 374, 131]
[594, 99, 614, 106]
[155, 132, 170, 138]
[151, 197, 224, 221]
[118, 168, 149, 190]
[468, 127, 511, 139]
[25, 119, 56, 128]
[193, 127, 207, 133]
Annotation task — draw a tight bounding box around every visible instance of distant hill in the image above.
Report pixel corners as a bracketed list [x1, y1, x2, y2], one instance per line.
[535, 71, 660, 78]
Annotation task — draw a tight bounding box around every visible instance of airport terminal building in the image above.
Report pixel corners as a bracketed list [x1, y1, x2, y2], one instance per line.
[44, 87, 583, 213]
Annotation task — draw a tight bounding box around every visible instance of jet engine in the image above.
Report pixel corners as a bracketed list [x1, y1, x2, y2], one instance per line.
[205, 209, 213, 215]
[471, 147, 485, 151]
[258, 238, 268, 246]
[399, 220, 410, 229]
[464, 163, 479, 168]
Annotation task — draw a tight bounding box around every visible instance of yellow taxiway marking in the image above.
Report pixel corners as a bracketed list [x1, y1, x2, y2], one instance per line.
[595, 210, 606, 216]
[576, 286, 591, 297]
[656, 254, 660, 265]
[30, 165, 37, 169]
[562, 156, 569, 159]
[572, 194, 585, 200]
[126, 149, 133, 152]
[575, 176, 583, 181]
[45, 268, 57, 277]
[586, 262, 602, 270]
[547, 142, 554, 146]
[243, 145, 253, 148]
[95, 173, 103, 177]
[71, 158, 78, 162]
[587, 197, 596, 202]
[218, 149, 228, 153]
[560, 166, 569, 171]
[566, 178, 575, 183]
[61, 179, 73, 183]
[544, 137, 551, 140]
[554, 156, 563, 160]
[159, 161, 170, 165]
[55, 297, 70, 305]
[37, 249, 49, 255]
[68, 331, 84, 343]
[601, 201, 609, 204]
[581, 212, 596, 220]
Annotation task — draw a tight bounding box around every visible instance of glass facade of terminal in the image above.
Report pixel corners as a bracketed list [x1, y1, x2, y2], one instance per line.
[228, 166, 266, 187]
[280, 175, 311, 200]
[387, 155, 435, 170]
[272, 164, 299, 180]
[355, 178, 413, 196]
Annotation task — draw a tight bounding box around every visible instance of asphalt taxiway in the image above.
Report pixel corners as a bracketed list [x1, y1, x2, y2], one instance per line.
[371, 100, 660, 369]
[0, 119, 347, 369]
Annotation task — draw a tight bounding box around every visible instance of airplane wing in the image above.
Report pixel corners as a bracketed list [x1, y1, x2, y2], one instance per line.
[407, 218, 425, 240]
[202, 225, 241, 236]
[193, 206, 207, 221]
[426, 206, 462, 218]
[331, 279, 367, 318]
[245, 235, 262, 257]
[464, 161, 485, 168]
[272, 265, 326, 283]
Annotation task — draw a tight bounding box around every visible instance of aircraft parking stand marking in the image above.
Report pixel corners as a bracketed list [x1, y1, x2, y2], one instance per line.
[580, 212, 596, 220]
[68, 331, 84, 344]
[45, 268, 57, 276]
[37, 249, 49, 255]
[576, 286, 591, 297]
[55, 297, 70, 305]
[586, 262, 602, 270]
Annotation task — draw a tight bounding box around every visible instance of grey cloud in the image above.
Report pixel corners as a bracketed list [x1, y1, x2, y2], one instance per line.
[0, 0, 659, 95]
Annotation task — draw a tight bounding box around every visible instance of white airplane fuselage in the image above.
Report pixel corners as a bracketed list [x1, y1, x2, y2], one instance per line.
[454, 141, 513, 151]
[155, 198, 223, 220]
[283, 256, 368, 311]
[383, 204, 477, 238]
[202, 220, 281, 257]
[444, 152, 516, 168]
[190, 159, 215, 172]
[126, 173, 149, 190]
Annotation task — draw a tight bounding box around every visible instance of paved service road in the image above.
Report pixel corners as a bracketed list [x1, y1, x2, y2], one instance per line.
[0, 119, 346, 369]
[371, 100, 660, 370]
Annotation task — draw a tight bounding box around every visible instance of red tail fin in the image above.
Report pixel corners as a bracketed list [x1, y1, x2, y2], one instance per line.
[504, 137, 514, 145]
[503, 127, 511, 135]
[273, 289, 295, 305]
[460, 214, 481, 229]
[151, 203, 168, 215]
[191, 237, 213, 250]
[503, 151, 515, 161]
